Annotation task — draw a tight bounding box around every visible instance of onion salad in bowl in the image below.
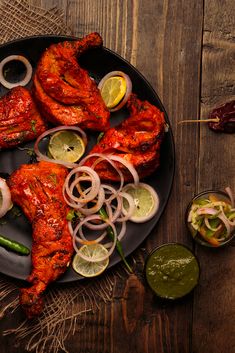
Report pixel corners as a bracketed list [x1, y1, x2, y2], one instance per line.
[186, 187, 235, 247]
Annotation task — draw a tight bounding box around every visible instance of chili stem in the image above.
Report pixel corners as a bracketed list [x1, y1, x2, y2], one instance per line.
[98, 207, 133, 273]
[178, 117, 220, 125]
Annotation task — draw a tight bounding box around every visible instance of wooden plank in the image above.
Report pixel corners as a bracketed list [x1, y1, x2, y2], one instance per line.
[0, 0, 204, 352]
[192, 1, 235, 353]
[57, 1, 203, 352]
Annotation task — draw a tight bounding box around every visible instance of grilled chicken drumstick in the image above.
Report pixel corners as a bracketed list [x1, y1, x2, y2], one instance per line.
[8, 161, 73, 318]
[85, 94, 166, 181]
[34, 32, 110, 131]
[0, 86, 47, 150]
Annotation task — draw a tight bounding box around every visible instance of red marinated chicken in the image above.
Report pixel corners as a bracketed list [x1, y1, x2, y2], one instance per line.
[33, 74, 108, 131]
[34, 32, 110, 131]
[8, 161, 73, 318]
[85, 94, 166, 181]
[0, 86, 47, 150]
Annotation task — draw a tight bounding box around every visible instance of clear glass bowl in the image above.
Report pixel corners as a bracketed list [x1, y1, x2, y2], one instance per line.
[185, 190, 235, 248]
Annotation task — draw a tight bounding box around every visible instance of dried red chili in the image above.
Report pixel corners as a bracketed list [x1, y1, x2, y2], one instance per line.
[178, 99, 235, 133]
[208, 100, 235, 133]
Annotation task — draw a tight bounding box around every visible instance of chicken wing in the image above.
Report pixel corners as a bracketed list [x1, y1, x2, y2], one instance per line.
[0, 86, 47, 150]
[85, 94, 166, 181]
[8, 161, 73, 318]
[35, 32, 110, 130]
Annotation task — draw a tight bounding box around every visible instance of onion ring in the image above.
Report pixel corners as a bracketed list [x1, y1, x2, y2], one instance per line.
[0, 55, 32, 89]
[72, 217, 117, 262]
[79, 153, 124, 192]
[34, 126, 87, 169]
[108, 155, 139, 185]
[225, 186, 234, 207]
[0, 178, 12, 218]
[65, 166, 100, 203]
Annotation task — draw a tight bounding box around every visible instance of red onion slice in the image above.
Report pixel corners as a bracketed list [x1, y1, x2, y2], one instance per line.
[197, 208, 218, 216]
[217, 214, 231, 237]
[225, 186, 234, 207]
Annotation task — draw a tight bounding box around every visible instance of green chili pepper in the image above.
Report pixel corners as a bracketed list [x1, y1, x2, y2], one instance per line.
[98, 206, 133, 273]
[0, 234, 30, 255]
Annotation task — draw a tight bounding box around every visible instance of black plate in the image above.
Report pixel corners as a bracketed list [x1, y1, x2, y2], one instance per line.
[0, 35, 175, 282]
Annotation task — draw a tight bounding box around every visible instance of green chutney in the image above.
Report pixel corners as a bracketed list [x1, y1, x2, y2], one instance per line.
[145, 244, 200, 299]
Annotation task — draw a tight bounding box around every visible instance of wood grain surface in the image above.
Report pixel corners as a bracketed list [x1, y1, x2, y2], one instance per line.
[1, 1, 235, 353]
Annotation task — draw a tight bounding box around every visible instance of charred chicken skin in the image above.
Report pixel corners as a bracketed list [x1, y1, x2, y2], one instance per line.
[85, 94, 166, 181]
[34, 32, 110, 131]
[0, 86, 47, 150]
[8, 161, 73, 318]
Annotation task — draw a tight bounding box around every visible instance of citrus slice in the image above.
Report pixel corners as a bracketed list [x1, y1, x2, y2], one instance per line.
[122, 183, 159, 223]
[100, 76, 127, 109]
[48, 130, 85, 163]
[72, 244, 109, 277]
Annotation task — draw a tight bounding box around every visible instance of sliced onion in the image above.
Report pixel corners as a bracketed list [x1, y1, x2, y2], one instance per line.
[63, 157, 141, 264]
[108, 155, 139, 185]
[217, 214, 231, 237]
[219, 205, 235, 227]
[0, 55, 33, 89]
[98, 71, 132, 112]
[34, 126, 87, 169]
[73, 217, 117, 262]
[101, 183, 119, 202]
[79, 153, 125, 191]
[117, 191, 135, 222]
[225, 186, 234, 207]
[64, 166, 100, 204]
[0, 178, 12, 218]
[73, 215, 107, 243]
[204, 217, 222, 232]
[78, 187, 105, 216]
[117, 221, 127, 241]
[197, 208, 218, 216]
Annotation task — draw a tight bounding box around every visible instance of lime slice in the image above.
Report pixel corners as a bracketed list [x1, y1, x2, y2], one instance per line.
[48, 130, 85, 163]
[122, 183, 159, 223]
[72, 244, 109, 278]
[100, 76, 127, 109]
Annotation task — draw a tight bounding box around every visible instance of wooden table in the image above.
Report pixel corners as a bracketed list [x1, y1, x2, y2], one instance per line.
[1, 1, 234, 352]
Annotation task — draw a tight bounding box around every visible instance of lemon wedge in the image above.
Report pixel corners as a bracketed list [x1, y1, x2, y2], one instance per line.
[100, 76, 127, 109]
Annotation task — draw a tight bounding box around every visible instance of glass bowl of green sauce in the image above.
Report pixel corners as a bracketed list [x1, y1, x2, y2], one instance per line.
[185, 189, 235, 248]
[145, 243, 200, 300]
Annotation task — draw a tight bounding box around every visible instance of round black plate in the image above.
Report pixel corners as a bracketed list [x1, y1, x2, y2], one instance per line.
[0, 35, 175, 282]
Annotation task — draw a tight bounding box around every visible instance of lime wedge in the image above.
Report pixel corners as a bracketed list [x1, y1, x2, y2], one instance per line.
[122, 183, 159, 223]
[48, 130, 85, 163]
[72, 244, 109, 278]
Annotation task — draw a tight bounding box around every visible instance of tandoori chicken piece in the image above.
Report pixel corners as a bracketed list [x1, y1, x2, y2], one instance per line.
[35, 32, 110, 130]
[0, 86, 47, 150]
[8, 161, 73, 318]
[33, 74, 109, 131]
[85, 94, 166, 181]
